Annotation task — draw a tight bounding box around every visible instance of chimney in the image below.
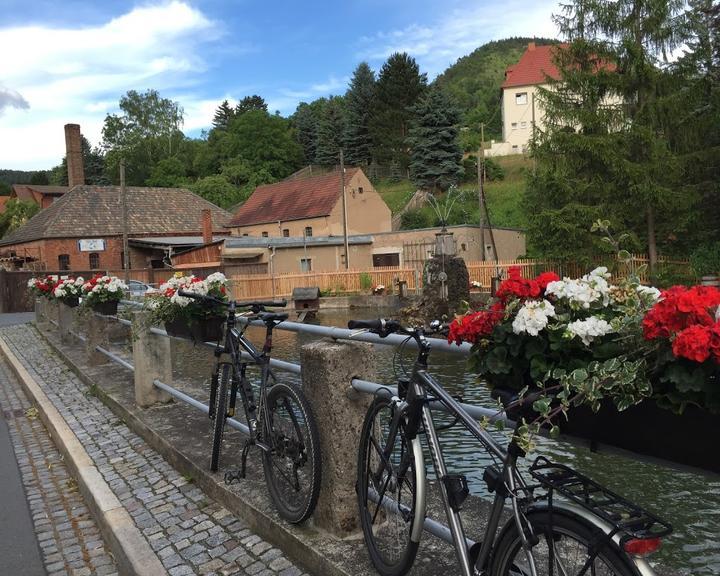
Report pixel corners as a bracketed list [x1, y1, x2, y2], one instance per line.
[528, 42, 536, 51]
[64, 123, 85, 188]
[201, 209, 213, 244]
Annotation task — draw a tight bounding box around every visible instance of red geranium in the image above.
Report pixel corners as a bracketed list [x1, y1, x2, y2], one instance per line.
[671, 325, 712, 363]
[447, 302, 504, 345]
[643, 285, 720, 341]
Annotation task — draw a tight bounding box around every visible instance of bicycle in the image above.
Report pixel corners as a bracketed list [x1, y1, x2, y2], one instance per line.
[178, 290, 322, 524]
[348, 318, 672, 576]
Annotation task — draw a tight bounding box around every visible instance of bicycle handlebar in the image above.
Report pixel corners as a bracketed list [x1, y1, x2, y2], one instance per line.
[347, 318, 447, 338]
[177, 290, 287, 309]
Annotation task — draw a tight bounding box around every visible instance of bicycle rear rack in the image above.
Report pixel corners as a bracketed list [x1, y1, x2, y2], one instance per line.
[529, 456, 672, 541]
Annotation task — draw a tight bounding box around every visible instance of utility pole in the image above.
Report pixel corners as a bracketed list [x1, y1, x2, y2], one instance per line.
[340, 149, 350, 269]
[120, 159, 130, 282]
[478, 123, 486, 261]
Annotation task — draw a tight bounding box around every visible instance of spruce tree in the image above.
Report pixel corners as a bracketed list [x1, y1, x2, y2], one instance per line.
[212, 100, 235, 130]
[371, 53, 427, 168]
[292, 100, 325, 164]
[344, 62, 376, 166]
[315, 96, 347, 166]
[408, 85, 463, 194]
[235, 95, 268, 115]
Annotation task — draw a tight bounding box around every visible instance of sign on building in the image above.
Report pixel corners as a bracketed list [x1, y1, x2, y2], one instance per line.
[78, 239, 106, 252]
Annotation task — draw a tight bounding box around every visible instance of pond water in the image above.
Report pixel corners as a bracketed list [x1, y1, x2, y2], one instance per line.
[170, 308, 720, 576]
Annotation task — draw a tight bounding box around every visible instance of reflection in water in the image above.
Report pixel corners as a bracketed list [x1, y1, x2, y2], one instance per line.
[171, 309, 719, 576]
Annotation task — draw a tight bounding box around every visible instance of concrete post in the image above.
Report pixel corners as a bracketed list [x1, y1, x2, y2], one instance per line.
[34, 299, 47, 328]
[85, 312, 110, 366]
[299, 338, 375, 536]
[58, 303, 75, 343]
[131, 312, 172, 408]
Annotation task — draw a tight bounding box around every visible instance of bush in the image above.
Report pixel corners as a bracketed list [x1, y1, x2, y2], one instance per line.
[359, 272, 373, 292]
[690, 242, 720, 277]
[401, 208, 432, 230]
[461, 155, 504, 182]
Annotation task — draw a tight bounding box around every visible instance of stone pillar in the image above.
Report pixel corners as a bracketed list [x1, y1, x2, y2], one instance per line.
[34, 299, 48, 328]
[300, 339, 375, 536]
[58, 303, 75, 343]
[131, 312, 172, 408]
[85, 312, 110, 366]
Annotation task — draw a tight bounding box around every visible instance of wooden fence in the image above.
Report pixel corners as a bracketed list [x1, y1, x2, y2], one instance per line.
[229, 267, 418, 299]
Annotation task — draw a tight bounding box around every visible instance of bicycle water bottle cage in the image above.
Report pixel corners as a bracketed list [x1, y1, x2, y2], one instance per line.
[398, 377, 410, 400]
[442, 474, 469, 511]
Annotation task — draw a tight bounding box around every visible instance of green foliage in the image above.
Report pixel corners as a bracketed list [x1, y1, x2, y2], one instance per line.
[344, 63, 376, 166]
[315, 96, 346, 166]
[291, 100, 326, 163]
[408, 86, 463, 193]
[371, 53, 427, 168]
[212, 100, 234, 130]
[359, 272, 373, 291]
[400, 208, 433, 230]
[462, 155, 505, 182]
[372, 178, 416, 214]
[0, 199, 40, 237]
[29, 171, 49, 185]
[690, 242, 720, 276]
[190, 175, 248, 210]
[0, 181, 10, 195]
[146, 157, 189, 187]
[235, 95, 267, 115]
[49, 135, 109, 186]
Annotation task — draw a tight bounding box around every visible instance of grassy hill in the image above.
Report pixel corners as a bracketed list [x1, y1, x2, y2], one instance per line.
[433, 37, 556, 146]
[374, 155, 531, 230]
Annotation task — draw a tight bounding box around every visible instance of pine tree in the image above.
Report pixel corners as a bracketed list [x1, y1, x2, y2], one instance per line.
[235, 95, 268, 115]
[344, 62, 376, 166]
[315, 96, 347, 166]
[212, 100, 235, 130]
[408, 86, 463, 194]
[370, 53, 427, 168]
[292, 100, 325, 163]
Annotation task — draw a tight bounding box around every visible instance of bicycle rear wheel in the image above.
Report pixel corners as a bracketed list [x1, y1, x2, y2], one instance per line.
[491, 509, 637, 576]
[357, 397, 425, 576]
[262, 382, 321, 524]
[210, 363, 230, 472]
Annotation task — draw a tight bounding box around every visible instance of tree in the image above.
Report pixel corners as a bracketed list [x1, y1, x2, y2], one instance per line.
[235, 95, 268, 115]
[0, 199, 40, 238]
[101, 89, 185, 184]
[146, 157, 188, 187]
[344, 63, 376, 166]
[370, 53, 427, 168]
[29, 171, 49, 185]
[48, 135, 110, 186]
[292, 100, 326, 163]
[190, 175, 246, 210]
[408, 85, 463, 194]
[315, 96, 346, 166]
[212, 100, 235, 130]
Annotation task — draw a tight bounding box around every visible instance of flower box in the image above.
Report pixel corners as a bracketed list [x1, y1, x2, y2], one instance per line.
[62, 297, 80, 308]
[164, 316, 224, 343]
[92, 300, 119, 315]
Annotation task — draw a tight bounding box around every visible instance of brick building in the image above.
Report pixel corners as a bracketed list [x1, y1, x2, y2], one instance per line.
[9, 184, 69, 209]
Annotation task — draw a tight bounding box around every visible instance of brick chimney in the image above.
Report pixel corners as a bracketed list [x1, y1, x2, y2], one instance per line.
[201, 209, 213, 244]
[528, 42, 536, 51]
[64, 123, 85, 188]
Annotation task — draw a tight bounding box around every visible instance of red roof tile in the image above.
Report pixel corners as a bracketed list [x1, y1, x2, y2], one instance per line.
[502, 43, 565, 89]
[228, 169, 359, 227]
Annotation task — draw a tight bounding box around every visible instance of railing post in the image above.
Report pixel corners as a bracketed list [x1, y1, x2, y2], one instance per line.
[85, 311, 110, 366]
[34, 298, 48, 328]
[299, 338, 375, 536]
[131, 312, 172, 408]
[58, 303, 75, 344]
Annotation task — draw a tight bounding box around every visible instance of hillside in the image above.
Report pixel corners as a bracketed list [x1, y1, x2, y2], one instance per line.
[434, 37, 557, 145]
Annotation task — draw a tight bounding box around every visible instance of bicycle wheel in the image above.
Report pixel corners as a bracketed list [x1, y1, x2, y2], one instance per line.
[357, 397, 425, 576]
[210, 363, 230, 472]
[261, 382, 321, 524]
[491, 509, 637, 576]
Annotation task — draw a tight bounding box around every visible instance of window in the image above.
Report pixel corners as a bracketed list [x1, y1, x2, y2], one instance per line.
[511, 122, 518, 130]
[512, 145, 519, 150]
[460, 243, 467, 252]
[521, 121, 528, 129]
[89, 253, 100, 269]
[282, 229, 290, 237]
[304, 227, 313, 237]
[300, 258, 312, 272]
[358, 187, 364, 194]
[242, 233, 249, 237]
[515, 92, 528, 105]
[261, 231, 268, 238]
[58, 254, 70, 270]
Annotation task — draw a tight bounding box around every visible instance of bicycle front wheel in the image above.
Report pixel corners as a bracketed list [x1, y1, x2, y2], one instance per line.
[357, 397, 425, 576]
[261, 382, 321, 524]
[210, 363, 230, 472]
[491, 509, 637, 576]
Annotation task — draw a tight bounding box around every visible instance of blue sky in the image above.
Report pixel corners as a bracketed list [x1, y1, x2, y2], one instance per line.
[0, 0, 559, 170]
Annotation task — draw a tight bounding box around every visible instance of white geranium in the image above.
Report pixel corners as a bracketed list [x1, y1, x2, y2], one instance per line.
[546, 267, 613, 310]
[512, 299, 556, 336]
[206, 272, 227, 285]
[566, 316, 614, 346]
[636, 285, 661, 303]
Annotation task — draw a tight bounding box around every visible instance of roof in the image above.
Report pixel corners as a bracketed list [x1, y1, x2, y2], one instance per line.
[224, 234, 372, 249]
[0, 186, 232, 246]
[129, 236, 226, 248]
[11, 184, 69, 201]
[502, 43, 564, 89]
[0, 196, 9, 214]
[227, 168, 360, 227]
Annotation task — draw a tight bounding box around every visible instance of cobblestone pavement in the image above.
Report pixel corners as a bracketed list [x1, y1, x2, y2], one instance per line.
[0, 359, 119, 576]
[1, 324, 308, 576]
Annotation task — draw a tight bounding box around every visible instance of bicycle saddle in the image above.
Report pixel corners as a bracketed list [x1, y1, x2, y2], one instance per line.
[259, 312, 288, 323]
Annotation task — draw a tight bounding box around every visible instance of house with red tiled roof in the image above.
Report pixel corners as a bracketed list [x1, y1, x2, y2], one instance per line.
[227, 168, 391, 238]
[10, 184, 70, 209]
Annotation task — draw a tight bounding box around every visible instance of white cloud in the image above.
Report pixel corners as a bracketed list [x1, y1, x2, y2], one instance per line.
[0, 1, 220, 170]
[358, 0, 560, 77]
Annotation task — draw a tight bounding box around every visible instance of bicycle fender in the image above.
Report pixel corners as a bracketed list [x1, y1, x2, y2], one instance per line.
[523, 502, 657, 576]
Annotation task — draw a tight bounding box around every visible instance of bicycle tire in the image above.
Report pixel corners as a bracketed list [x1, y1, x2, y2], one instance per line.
[210, 363, 231, 472]
[261, 382, 321, 524]
[491, 508, 638, 576]
[357, 397, 425, 576]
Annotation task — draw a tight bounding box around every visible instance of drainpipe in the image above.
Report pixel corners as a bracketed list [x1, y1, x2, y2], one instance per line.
[269, 246, 276, 299]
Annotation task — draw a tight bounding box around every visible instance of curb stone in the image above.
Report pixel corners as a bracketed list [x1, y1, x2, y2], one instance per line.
[0, 336, 169, 576]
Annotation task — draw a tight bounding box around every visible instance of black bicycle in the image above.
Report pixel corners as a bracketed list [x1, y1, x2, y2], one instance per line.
[348, 318, 672, 576]
[179, 290, 321, 524]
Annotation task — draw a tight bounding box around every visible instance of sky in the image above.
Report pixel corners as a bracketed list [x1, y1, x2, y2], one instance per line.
[0, 0, 560, 171]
